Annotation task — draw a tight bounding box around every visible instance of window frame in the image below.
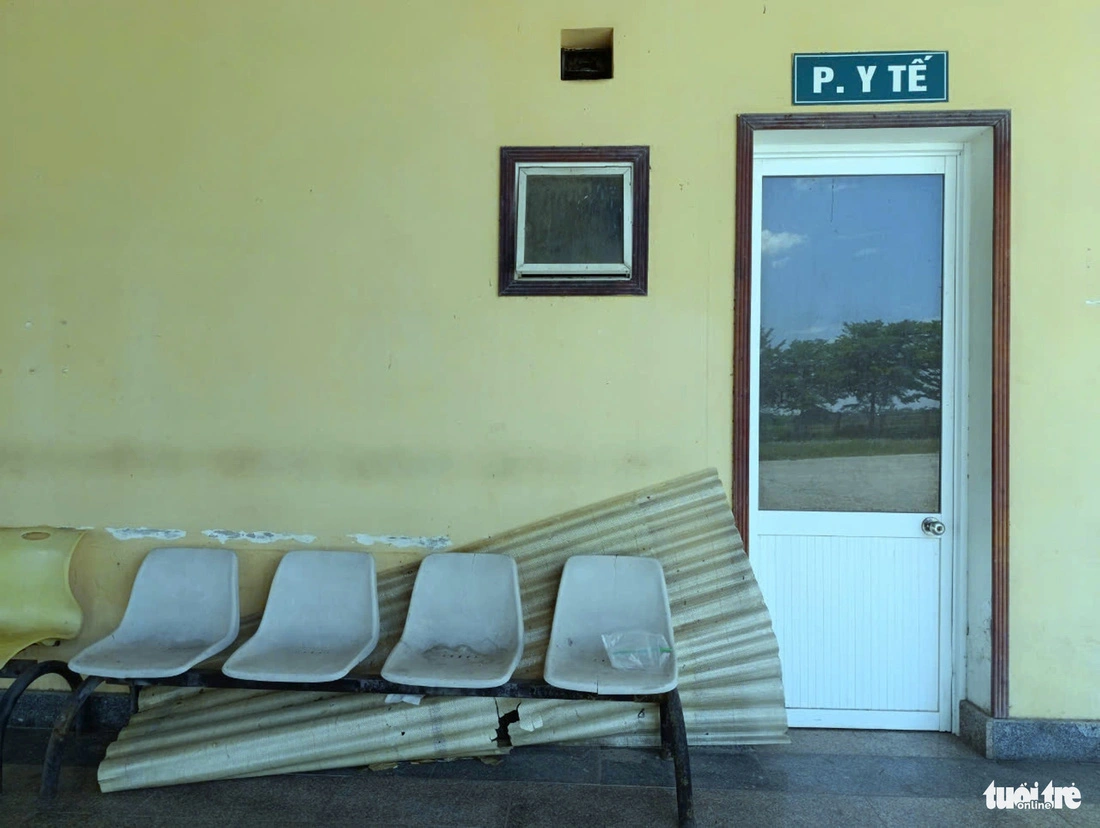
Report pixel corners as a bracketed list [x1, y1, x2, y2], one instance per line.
[499, 146, 649, 296]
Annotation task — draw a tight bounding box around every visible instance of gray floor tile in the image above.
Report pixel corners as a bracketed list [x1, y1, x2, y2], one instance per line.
[4, 762, 102, 798]
[232, 815, 350, 828]
[695, 789, 886, 827]
[5, 730, 1098, 828]
[18, 792, 154, 827]
[22, 814, 98, 828]
[2, 763, 149, 820]
[502, 781, 679, 828]
[0, 796, 36, 827]
[598, 746, 691, 788]
[993, 761, 1100, 801]
[753, 728, 981, 759]
[752, 752, 1001, 797]
[324, 776, 512, 826]
[86, 811, 244, 828]
[1056, 803, 1100, 826]
[118, 814, 239, 828]
[599, 745, 767, 791]
[136, 774, 348, 823]
[237, 822, 450, 828]
[50, 786, 151, 811]
[47, 765, 103, 796]
[3, 726, 116, 767]
[1, 762, 46, 793]
[429, 746, 600, 785]
[690, 748, 780, 791]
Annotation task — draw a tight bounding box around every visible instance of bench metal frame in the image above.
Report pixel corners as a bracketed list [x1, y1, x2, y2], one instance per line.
[2, 661, 695, 827]
[0, 660, 82, 794]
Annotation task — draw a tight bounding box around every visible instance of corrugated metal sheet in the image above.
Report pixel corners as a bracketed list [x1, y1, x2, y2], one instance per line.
[99, 691, 504, 790]
[99, 469, 786, 791]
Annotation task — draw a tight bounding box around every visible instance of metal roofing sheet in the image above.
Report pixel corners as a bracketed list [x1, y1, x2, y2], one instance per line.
[99, 469, 786, 791]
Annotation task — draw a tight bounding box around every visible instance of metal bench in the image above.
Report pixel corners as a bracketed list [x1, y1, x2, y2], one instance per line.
[2, 546, 696, 827]
[32, 669, 694, 826]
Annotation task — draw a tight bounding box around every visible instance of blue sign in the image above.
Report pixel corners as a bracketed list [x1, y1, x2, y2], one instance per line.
[793, 51, 948, 105]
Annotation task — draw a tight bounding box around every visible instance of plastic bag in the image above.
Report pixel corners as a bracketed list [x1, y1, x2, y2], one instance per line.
[384, 694, 424, 706]
[601, 630, 672, 671]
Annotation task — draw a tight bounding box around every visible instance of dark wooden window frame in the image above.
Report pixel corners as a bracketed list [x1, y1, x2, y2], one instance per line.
[499, 146, 650, 296]
[733, 111, 1011, 718]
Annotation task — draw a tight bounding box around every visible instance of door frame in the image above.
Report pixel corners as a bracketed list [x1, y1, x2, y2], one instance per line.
[733, 111, 1011, 719]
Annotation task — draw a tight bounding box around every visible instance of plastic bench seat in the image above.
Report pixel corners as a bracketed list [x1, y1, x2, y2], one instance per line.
[68, 548, 239, 679]
[545, 555, 678, 694]
[0, 528, 85, 668]
[222, 550, 379, 682]
[381, 553, 523, 689]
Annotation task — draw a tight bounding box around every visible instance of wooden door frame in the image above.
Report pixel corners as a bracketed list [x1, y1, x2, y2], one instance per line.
[733, 110, 1011, 718]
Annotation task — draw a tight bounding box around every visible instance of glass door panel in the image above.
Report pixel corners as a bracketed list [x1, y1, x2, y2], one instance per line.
[758, 174, 944, 513]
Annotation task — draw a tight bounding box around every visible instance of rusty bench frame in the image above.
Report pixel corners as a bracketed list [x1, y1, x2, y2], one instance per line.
[2, 659, 695, 827]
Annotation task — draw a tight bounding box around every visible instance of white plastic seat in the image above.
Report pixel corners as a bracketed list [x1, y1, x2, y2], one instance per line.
[545, 555, 678, 694]
[381, 553, 523, 688]
[68, 548, 239, 679]
[222, 550, 379, 682]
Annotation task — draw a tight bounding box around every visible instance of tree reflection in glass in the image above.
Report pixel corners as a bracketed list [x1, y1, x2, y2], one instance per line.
[758, 175, 944, 513]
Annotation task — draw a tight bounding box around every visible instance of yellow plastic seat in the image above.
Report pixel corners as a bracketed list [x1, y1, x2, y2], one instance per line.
[0, 528, 85, 667]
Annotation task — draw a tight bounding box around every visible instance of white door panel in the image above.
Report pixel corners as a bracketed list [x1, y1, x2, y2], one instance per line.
[750, 147, 962, 731]
[754, 535, 941, 715]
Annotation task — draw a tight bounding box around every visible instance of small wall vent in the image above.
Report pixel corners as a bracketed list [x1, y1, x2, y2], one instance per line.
[560, 28, 613, 81]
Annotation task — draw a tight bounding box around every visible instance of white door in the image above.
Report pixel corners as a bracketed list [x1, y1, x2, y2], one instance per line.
[750, 147, 961, 730]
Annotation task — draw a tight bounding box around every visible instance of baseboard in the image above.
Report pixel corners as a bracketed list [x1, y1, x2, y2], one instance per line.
[959, 700, 1100, 762]
[5, 689, 130, 731]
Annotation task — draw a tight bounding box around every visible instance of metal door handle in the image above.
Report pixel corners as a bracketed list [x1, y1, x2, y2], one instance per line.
[922, 517, 946, 537]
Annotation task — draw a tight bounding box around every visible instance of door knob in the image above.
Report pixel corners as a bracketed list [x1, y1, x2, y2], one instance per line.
[922, 517, 946, 537]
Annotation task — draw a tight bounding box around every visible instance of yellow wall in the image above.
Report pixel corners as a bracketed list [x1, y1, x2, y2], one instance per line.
[1, 1, 1097, 719]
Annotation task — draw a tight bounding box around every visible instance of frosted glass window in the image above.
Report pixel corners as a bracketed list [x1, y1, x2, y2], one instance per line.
[523, 175, 625, 265]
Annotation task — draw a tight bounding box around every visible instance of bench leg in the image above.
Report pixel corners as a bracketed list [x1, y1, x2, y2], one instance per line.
[660, 689, 695, 828]
[0, 661, 81, 794]
[39, 676, 102, 799]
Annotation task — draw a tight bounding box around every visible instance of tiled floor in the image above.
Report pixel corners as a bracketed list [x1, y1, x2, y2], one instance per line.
[2, 727, 1098, 826]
